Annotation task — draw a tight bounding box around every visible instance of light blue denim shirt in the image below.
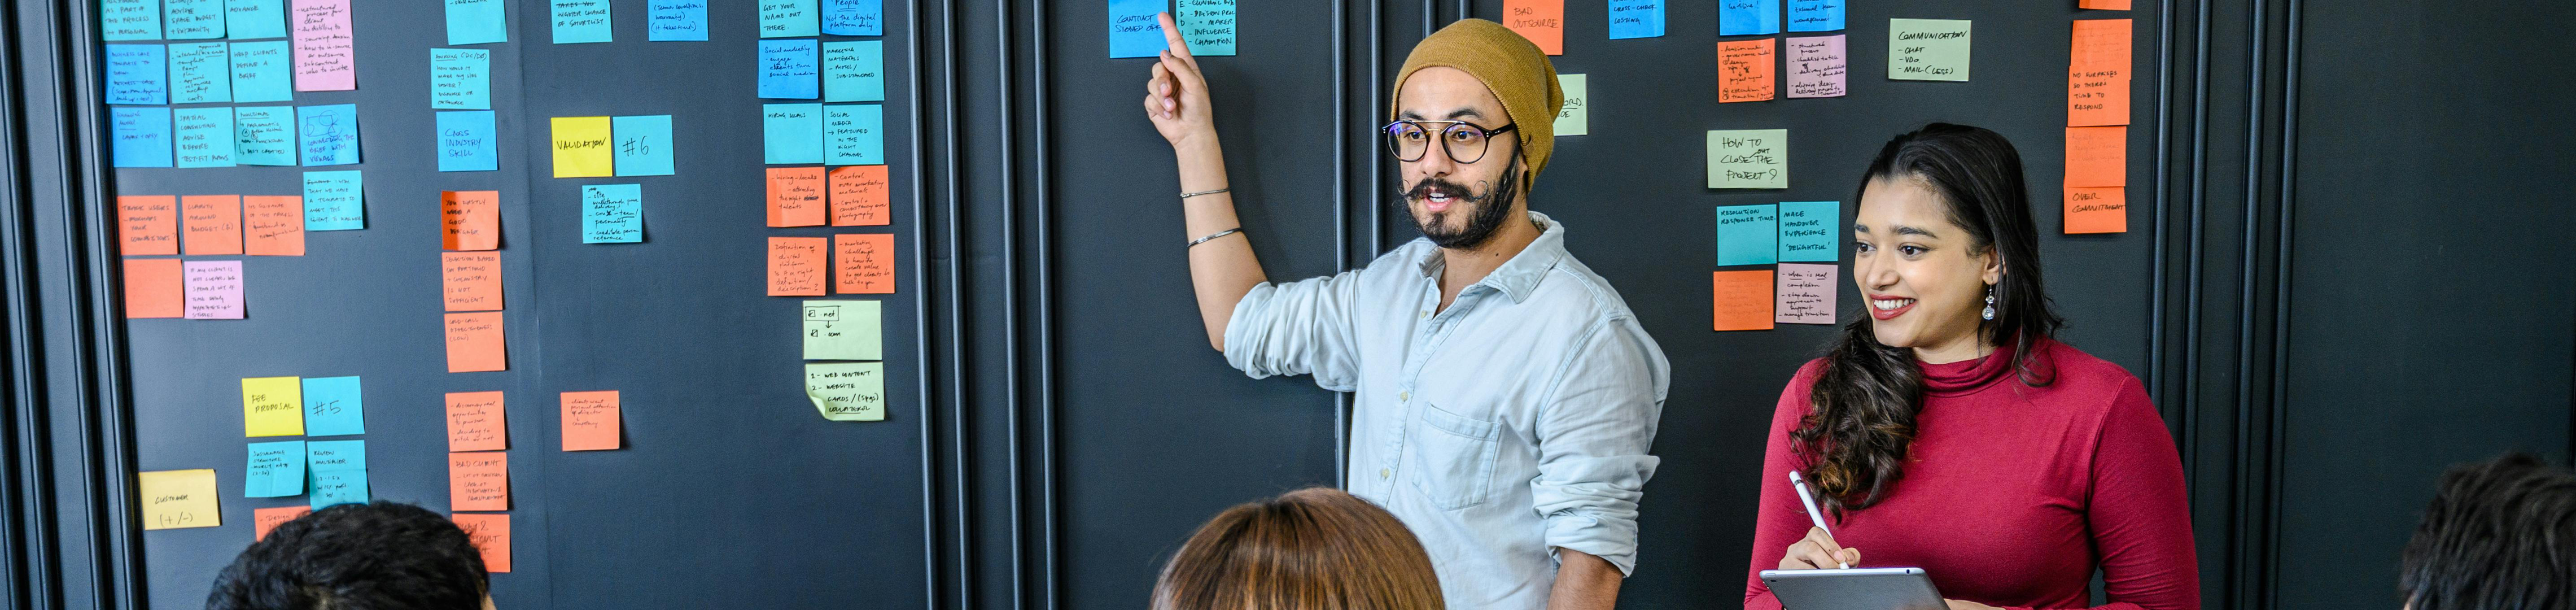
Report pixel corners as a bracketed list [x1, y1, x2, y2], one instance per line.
[1224, 212, 1670, 610]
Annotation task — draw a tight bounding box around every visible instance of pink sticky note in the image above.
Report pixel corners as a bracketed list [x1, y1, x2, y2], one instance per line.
[290, 0, 356, 91]
[1775, 264, 1837, 325]
[1786, 34, 1848, 99]
[181, 260, 245, 319]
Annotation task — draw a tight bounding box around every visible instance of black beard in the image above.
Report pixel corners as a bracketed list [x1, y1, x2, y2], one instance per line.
[1397, 164, 1522, 250]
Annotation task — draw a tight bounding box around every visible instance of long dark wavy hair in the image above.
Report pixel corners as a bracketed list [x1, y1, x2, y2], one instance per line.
[1793, 123, 2066, 515]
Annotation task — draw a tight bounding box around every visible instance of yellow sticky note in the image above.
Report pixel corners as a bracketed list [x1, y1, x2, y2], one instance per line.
[801, 300, 882, 360]
[1554, 73, 1587, 136]
[139, 468, 221, 530]
[806, 362, 885, 421]
[549, 116, 613, 178]
[241, 376, 305, 437]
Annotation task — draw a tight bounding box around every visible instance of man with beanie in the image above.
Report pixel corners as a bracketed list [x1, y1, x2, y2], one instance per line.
[1141, 14, 1668, 610]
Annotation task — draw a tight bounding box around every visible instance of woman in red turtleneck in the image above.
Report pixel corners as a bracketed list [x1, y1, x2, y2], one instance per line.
[1743, 124, 2198, 610]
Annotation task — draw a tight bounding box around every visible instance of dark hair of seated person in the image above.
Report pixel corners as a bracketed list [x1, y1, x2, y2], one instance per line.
[2399, 452, 2576, 610]
[207, 500, 489, 610]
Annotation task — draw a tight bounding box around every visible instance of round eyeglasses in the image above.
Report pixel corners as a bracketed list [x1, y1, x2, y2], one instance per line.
[1383, 120, 1517, 164]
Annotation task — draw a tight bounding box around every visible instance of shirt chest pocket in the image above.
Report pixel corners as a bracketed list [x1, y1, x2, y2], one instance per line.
[1405, 401, 1502, 511]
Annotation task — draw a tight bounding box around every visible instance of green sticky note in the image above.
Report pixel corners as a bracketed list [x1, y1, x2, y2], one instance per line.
[1174, 0, 1236, 56]
[245, 440, 305, 498]
[759, 0, 819, 37]
[1716, 204, 1778, 266]
[806, 361, 885, 421]
[824, 104, 882, 166]
[1554, 73, 1587, 137]
[1707, 129, 1787, 189]
[1888, 18, 1971, 81]
[801, 300, 881, 360]
[301, 376, 364, 436]
[823, 40, 884, 103]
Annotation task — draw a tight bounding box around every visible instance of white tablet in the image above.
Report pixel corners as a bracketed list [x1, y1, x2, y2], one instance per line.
[1759, 567, 1947, 610]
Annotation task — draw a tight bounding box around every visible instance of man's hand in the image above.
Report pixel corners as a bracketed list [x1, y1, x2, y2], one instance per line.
[1548, 548, 1622, 610]
[1140, 12, 1215, 150]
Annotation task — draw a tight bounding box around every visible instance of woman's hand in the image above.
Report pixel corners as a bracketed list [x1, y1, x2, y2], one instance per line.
[1775, 526, 1861, 570]
[1943, 599, 2002, 610]
[1139, 12, 1215, 151]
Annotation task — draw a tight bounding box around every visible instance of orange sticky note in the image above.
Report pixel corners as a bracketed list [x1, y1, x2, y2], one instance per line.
[118, 195, 178, 255]
[2079, 0, 2131, 9]
[560, 390, 620, 451]
[441, 191, 500, 251]
[124, 258, 185, 319]
[2068, 19, 2131, 127]
[1501, 0, 1565, 55]
[836, 233, 895, 294]
[1712, 270, 1775, 332]
[444, 312, 506, 373]
[1718, 39, 1778, 103]
[2065, 186, 2128, 234]
[181, 195, 243, 255]
[2065, 126, 2125, 188]
[768, 237, 828, 296]
[767, 167, 827, 227]
[445, 391, 508, 452]
[450, 513, 511, 573]
[448, 451, 509, 511]
[253, 506, 310, 541]
[829, 165, 891, 226]
[242, 195, 305, 256]
[441, 252, 503, 312]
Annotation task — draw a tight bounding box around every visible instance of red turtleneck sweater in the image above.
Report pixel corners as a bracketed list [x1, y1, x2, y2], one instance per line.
[1741, 338, 2199, 610]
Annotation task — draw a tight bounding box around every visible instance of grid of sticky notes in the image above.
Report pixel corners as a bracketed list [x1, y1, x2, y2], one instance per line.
[1712, 202, 1841, 331]
[802, 301, 887, 421]
[1711, 0, 1846, 103]
[1108, 0, 1236, 58]
[447, 389, 514, 571]
[2065, 18, 2133, 234]
[237, 375, 383, 512]
[758, 3, 899, 423]
[104, 0, 360, 169]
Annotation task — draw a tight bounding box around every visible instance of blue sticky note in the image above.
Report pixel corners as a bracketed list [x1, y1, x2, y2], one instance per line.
[301, 169, 364, 230]
[437, 111, 498, 172]
[821, 0, 882, 36]
[305, 439, 366, 472]
[306, 439, 369, 509]
[581, 184, 645, 243]
[1785, 0, 1843, 32]
[550, 0, 613, 43]
[169, 42, 232, 103]
[1777, 201, 1838, 262]
[225, 0, 287, 39]
[295, 103, 360, 166]
[229, 40, 293, 103]
[1719, 0, 1781, 36]
[758, 39, 821, 100]
[646, 0, 709, 41]
[100, 0, 163, 41]
[1716, 204, 1780, 265]
[445, 0, 509, 45]
[1607, 0, 1665, 39]
[105, 44, 168, 106]
[1108, 0, 1167, 59]
[759, 0, 818, 37]
[234, 106, 295, 165]
[167, 0, 225, 38]
[825, 104, 884, 166]
[173, 107, 235, 168]
[612, 115, 674, 176]
[300, 376, 364, 436]
[823, 41, 884, 102]
[308, 469, 368, 508]
[1174, 0, 1234, 55]
[244, 441, 305, 498]
[111, 107, 173, 168]
[763, 103, 824, 164]
[431, 48, 491, 110]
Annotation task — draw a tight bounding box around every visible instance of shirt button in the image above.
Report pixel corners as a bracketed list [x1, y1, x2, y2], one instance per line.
[1398, 391, 1411, 402]
[1380, 468, 1392, 479]
[1419, 311, 1429, 320]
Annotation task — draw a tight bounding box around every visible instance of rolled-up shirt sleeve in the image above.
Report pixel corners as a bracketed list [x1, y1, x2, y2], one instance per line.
[1221, 271, 1364, 392]
[1528, 316, 1670, 576]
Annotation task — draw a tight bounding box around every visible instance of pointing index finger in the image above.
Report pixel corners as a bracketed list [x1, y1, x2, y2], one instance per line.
[1157, 12, 1192, 59]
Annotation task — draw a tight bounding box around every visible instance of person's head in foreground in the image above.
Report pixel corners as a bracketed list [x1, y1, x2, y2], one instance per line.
[2399, 452, 2576, 610]
[1385, 18, 1562, 251]
[1151, 487, 1444, 610]
[208, 500, 493, 610]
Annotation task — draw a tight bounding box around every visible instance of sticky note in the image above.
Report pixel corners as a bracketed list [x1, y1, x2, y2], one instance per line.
[448, 452, 508, 511]
[1554, 73, 1587, 136]
[802, 299, 882, 359]
[445, 391, 507, 451]
[173, 107, 237, 168]
[294, 103, 360, 166]
[1175, 0, 1236, 55]
[1716, 204, 1779, 266]
[183, 260, 246, 319]
[112, 107, 173, 168]
[759, 0, 819, 37]
[646, 0, 710, 41]
[824, 104, 884, 165]
[830, 165, 891, 226]
[551, 0, 613, 43]
[1607, 0, 1663, 39]
[451, 513, 511, 572]
[823, 41, 885, 103]
[579, 184, 644, 243]
[168, 0, 225, 37]
[227, 0, 288, 39]
[246, 440, 305, 497]
[2064, 186, 2126, 234]
[1786, 0, 1843, 32]
[305, 439, 365, 472]
[807, 362, 885, 421]
[124, 259, 185, 319]
[444, 0, 508, 45]
[170, 42, 232, 103]
[2080, 0, 2130, 9]
[822, 0, 883, 36]
[300, 169, 363, 230]
[182, 194, 243, 255]
[101, 0, 164, 41]
[243, 195, 305, 255]
[2065, 125, 2124, 188]
[437, 110, 498, 172]
[253, 507, 308, 541]
[289, 0, 355, 91]
[1107, 0, 1166, 59]
[139, 469, 220, 530]
[1720, 0, 1779, 36]
[759, 39, 821, 99]
[1888, 18, 1971, 81]
[2068, 19, 2131, 127]
[1707, 129, 1787, 189]
[444, 312, 506, 372]
[612, 115, 675, 176]
[769, 237, 829, 296]
[441, 192, 501, 248]
[430, 49, 491, 110]
[240, 376, 304, 437]
[559, 391, 620, 451]
[229, 41, 294, 103]
[767, 167, 827, 226]
[836, 233, 895, 294]
[234, 106, 294, 165]
[1501, 0, 1565, 55]
[106, 44, 168, 105]
[1785, 34, 1847, 98]
[296, 376, 364, 435]
[119, 195, 179, 255]
[1777, 201, 1837, 262]
[763, 104, 824, 164]
[1775, 264, 1836, 324]
[1712, 270, 1775, 331]
[550, 116, 613, 177]
[442, 251, 502, 312]
[306, 439, 368, 509]
[1718, 39, 1776, 103]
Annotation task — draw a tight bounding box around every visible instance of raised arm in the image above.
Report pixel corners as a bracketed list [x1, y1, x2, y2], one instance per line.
[1142, 12, 1266, 352]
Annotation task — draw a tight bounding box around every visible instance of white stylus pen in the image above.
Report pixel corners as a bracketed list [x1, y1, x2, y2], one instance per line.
[1787, 469, 1848, 569]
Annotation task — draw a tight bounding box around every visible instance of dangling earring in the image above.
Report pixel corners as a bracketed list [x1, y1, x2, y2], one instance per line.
[1982, 286, 1996, 321]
